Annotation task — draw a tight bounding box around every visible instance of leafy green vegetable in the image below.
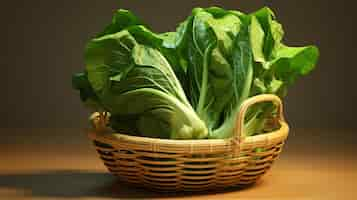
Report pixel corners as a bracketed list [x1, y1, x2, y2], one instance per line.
[174, 8, 243, 136]
[84, 29, 207, 139]
[242, 7, 318, 137]
[210, 17, 254, 139]
[163, 7, 319, 138]
[252, 7, 284, 62]
[72, 6, 319, 140]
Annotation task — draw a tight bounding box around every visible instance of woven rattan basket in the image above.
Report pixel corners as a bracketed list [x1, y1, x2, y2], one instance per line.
[88, 94, 289, 191]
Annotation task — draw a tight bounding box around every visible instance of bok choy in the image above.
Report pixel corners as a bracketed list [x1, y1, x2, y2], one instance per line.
[72, 6, 319, 139]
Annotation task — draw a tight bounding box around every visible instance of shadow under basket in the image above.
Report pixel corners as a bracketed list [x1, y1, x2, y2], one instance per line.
[88, 94, 289, 191]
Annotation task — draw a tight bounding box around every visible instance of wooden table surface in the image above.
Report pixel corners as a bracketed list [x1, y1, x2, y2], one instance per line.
[0, 128, 356, 200]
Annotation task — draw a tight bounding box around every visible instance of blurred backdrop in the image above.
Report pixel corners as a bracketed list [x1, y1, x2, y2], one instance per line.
[1, 0, 356, 132]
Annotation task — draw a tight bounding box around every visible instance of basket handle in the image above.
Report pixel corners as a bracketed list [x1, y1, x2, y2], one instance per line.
[232, 94, 285, 153]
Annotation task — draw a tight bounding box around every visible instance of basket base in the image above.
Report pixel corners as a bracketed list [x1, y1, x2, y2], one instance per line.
[89, 117, 288, 192]
[113, 175, 262, 192]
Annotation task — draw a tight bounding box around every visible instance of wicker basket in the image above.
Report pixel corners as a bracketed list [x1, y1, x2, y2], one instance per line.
[88, 94, 289, 191]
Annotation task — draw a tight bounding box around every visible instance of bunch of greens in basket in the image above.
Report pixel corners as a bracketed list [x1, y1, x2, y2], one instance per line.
[72, 7, 319, 139]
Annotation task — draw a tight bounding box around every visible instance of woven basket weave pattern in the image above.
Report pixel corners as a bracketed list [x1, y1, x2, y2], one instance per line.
[88, 94, 289, 191]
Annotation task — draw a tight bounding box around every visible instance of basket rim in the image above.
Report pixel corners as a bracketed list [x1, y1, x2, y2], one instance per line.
[88, 94, 289, 154]
[88, 121, 289, 152]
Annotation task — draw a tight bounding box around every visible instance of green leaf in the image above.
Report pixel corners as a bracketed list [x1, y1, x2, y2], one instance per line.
[250, 16, 266, 63]
[85, 31, 137, 93]
[272, 45, 319, 85]
[72, 72, 102, 110]
[252, 7, 284, 61]
[210, 21, 254, 139]
[192, 11, 216, 56]
[97, 9, 146, 37]
[85, 30, 207, 139]
[253, 78, 267, 94]
[128, 25, 190, 95]
[268, 78, 284, 93]
[232, 23, 254, 102]
[184, 9, 242, 132]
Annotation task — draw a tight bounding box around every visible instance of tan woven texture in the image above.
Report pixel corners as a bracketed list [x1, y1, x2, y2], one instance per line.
[88, 94, 289, 191]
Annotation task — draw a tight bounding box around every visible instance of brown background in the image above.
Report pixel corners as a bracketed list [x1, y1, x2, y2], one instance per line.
[1, 0, 356, 132]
